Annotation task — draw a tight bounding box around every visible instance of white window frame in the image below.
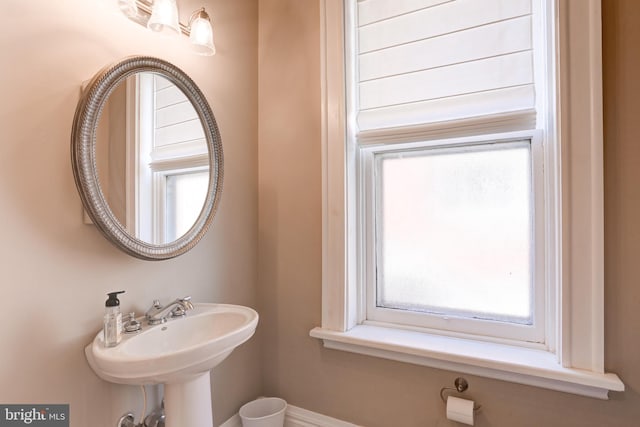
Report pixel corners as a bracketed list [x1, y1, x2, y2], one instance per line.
[310, 0, 624, 399]
[364, 132, 546, 346]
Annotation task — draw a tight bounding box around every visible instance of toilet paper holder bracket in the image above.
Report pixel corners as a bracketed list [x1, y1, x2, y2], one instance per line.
[440, 377, 482, 411]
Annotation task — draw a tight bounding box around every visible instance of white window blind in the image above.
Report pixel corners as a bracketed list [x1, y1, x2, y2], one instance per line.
[356, 0, 536, 131]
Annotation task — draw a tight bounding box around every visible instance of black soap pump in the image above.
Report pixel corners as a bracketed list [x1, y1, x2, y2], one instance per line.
[104, 291, 125, 347]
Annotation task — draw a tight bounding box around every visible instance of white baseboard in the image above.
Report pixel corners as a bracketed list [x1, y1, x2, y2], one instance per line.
[219, 404, 359, 427]
[219, 413, 242, 427]
[285, 405, 359, 427]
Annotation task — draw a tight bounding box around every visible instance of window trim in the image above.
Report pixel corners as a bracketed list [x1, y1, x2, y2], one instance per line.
[311, 0, 624, 398]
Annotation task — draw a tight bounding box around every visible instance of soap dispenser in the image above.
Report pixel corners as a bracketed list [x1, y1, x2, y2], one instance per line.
[104, 291, 125, 347]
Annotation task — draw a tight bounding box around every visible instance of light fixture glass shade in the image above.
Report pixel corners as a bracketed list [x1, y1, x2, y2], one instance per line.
[118, 0, 138, 18]
[189, 9, 216, 56]
[147, 0, 180, 35]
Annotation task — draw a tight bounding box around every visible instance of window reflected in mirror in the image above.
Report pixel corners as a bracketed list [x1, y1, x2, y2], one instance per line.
[165, 170, 209, 242]
[96, 73, 209, 244]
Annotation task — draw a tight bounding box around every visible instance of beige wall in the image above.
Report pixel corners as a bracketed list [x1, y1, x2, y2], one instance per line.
[257, 1, 640, 426]
[0, 1, 259, 426]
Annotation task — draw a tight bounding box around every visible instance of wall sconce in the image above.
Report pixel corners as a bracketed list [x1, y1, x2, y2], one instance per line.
[117, 0, 216, 56]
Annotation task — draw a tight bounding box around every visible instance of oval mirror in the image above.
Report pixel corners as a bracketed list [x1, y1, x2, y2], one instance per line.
[71, 56, 223, 260]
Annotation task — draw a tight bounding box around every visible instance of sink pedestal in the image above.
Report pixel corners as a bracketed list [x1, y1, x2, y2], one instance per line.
[165, 373, 213, 427]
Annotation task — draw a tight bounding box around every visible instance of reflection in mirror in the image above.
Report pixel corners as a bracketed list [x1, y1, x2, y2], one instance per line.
[96, 73, 209, 245]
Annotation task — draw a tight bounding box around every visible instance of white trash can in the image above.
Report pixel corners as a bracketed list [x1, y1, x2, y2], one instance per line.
[239, 397, 287, 427]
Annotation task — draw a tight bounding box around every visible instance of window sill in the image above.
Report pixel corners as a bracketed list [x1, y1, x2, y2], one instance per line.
[310, 324, 624, 399]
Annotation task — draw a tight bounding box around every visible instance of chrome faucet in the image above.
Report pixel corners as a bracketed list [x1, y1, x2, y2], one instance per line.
[145, 296, 194, 325]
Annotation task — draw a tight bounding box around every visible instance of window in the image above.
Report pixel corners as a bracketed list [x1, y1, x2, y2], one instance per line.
[312, 0, 623, 399]
[165, 170, 209, 241]
[366, 136, 545, 344]
[352, 0, 550, 345]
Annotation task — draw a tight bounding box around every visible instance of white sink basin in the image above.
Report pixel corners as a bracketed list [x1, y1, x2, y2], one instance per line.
[85, 303, 258, 385]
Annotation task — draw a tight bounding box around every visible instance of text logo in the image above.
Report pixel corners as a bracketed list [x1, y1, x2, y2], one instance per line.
[0, 405, 68, 427]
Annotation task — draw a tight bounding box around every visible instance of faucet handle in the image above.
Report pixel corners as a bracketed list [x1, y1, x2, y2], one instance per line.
[169, 297, 194, 319]
[123, 312, 142, 333]
[179, 296, 194, 310]
[171, 306, 187, 318]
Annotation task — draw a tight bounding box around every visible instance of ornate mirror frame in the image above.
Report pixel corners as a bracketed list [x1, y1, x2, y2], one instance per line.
[71, 56, 223, 260]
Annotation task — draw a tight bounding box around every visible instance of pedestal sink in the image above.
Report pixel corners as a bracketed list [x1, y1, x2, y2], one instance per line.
[85, 303, 258, 427]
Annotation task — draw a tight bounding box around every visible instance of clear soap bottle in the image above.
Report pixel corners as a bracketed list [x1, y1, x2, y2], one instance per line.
[104, 291, 125, 347]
